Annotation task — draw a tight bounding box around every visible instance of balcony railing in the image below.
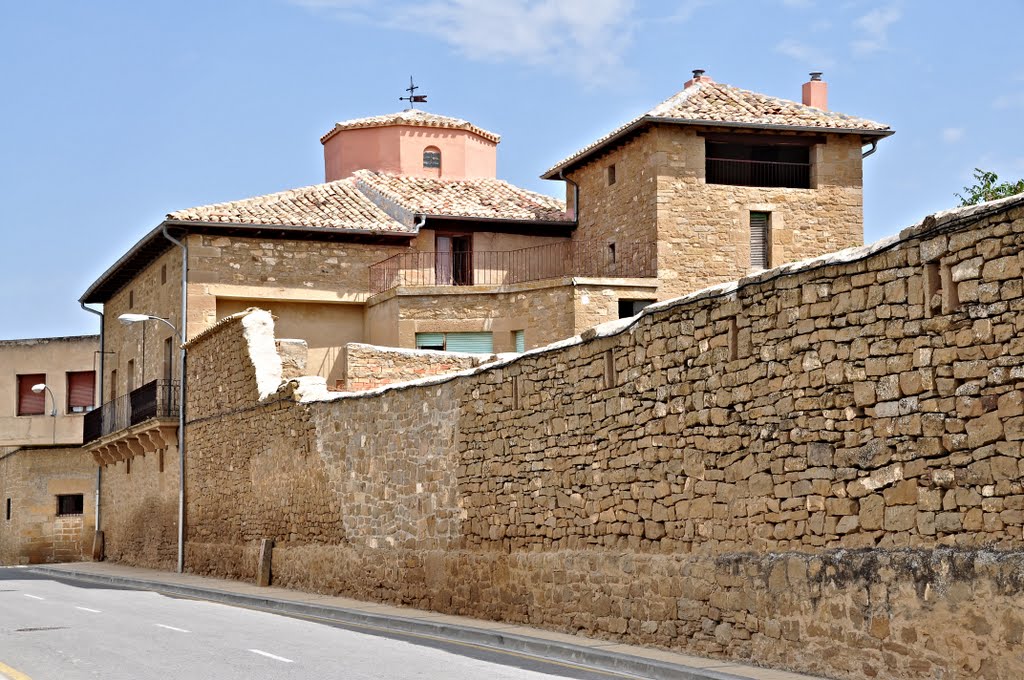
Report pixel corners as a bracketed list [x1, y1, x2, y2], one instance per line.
[83, 379, 178, 445]
[706, 157, 811, 189]
[369, 241, 657, 294]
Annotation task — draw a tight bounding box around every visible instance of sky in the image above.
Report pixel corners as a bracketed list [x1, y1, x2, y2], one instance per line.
[2, 0, 1023, 340]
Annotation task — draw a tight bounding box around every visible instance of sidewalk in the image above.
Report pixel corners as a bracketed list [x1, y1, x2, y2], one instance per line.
[28, 562, 820, 680]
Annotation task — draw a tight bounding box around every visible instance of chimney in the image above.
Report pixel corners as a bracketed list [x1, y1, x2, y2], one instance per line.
[685, 69, 714, 88]
[802, 72, 827, 110]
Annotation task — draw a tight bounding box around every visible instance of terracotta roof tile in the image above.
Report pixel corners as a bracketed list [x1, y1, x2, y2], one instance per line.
[543, 80, 892, 177]
[353, 170, 571, 223]
[321, 109, 501, 144]
[167, 178, 413, 233]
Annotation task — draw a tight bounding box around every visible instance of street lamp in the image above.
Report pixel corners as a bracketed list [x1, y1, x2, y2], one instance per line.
[118, 312, 186, 574]
[31, 383, 57, 417]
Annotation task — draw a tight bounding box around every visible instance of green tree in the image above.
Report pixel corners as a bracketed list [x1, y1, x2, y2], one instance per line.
[955, 168, 1024, 206]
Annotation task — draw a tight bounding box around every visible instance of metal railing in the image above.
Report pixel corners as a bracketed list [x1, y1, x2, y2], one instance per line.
[369, 240, 657, 294]
[706, 157, 811, 189]
[83, 379, 179, 445]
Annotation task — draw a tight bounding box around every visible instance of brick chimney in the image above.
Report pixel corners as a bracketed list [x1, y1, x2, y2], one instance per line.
[685, 69, 714, 88]
[802, 72, 827, 110]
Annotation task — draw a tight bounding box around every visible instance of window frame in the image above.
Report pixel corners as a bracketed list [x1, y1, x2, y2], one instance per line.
[16, 373, 46, 416]
[423, 146, 442, 169]
[56, 494, 84, 517]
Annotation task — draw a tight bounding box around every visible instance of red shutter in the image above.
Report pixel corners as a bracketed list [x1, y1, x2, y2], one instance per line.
[17, 374, 46, 416]
[68, 371, 96, 411]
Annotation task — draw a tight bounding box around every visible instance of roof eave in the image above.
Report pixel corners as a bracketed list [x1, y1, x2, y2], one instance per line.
[421, 214, 576, 227]
[541, 116, 894, 179]
[80, 219, 417, 305]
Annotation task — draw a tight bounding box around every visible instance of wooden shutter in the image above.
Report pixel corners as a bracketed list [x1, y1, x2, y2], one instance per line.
[445, 332, 493, 354]
[68, 371, 96, 412]
[17, 374, 46, 416]
[514, 330, 525, 353]
[750, 212, 770, 270]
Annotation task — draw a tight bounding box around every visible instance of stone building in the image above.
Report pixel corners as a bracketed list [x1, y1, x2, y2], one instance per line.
[0, 335, 99, 564]
[77, 70, 891, 562]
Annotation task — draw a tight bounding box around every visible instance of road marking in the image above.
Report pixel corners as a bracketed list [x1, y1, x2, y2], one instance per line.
[22, 594, 44, 601]
[248, 649, 294, 663]
[0, 659, 33, 680]
[75, 606, 102, 613]
[154, 624, 190, 633]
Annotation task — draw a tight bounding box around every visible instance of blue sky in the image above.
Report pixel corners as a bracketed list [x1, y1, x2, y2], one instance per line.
[2, 0, 1022, 339]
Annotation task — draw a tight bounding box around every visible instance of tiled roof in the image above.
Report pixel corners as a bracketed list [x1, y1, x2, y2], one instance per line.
[166, 178, 414, 233]
[543, 79, 892, 178]
[353, 170, 571, 223]
[320, 109, 501, 144]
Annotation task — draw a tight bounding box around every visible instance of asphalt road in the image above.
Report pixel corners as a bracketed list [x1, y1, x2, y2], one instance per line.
[0, 568, 639, 680]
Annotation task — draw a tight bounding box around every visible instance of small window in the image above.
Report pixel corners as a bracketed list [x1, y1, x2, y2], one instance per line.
[618, 299, 655, 319]
[607, 164, 616, 185]
[161, 264, 167, 285]
[16, 374, 46, 416]
[5, 498, 10, 521]
[750, 212, 770, 270]
[513, 330, 525, 353]
[110, 369, 118, 400]
[67, 371, 96, 413]
[126, 359, 135, 394]
[163, 337, 174, 382]
[56, 494, 84, 517]
[129, 290, 135, 309]
[423, 147, 441, 169]
[608, 242, 617, 264]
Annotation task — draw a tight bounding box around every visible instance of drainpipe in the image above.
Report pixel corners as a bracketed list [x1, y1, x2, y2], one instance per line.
[861, 140, 878, 159]
[161, 224, 188, 574]
[558, 169, 580, 222]
[80, 302, 104, 537]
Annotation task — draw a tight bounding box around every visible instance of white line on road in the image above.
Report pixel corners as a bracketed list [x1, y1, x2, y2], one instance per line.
[75, 606, 102, 613]
[248, 649, 294, 663]
[154, 624, 190, 633]
[23, 594, 44, 600]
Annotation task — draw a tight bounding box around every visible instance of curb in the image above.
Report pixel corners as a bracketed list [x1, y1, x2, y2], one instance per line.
[28, 566, 753, 680]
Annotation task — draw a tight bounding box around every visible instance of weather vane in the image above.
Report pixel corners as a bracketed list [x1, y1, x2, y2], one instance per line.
[399, 76, 428, 108]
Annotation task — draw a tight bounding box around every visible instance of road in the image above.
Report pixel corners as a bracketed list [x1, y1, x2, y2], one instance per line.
[0, 568, 636, 680]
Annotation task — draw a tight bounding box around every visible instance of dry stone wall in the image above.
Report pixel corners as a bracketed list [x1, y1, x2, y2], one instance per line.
[108, 196, 1024, 679]
[343, 343, 485, 391]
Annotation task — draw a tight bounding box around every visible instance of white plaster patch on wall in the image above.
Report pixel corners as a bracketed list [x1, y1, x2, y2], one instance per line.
[241, 309, 284, 400]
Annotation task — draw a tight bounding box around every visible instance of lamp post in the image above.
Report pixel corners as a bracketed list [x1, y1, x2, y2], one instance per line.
[30, 383, 57, 417]
[118, 313, 186, 574]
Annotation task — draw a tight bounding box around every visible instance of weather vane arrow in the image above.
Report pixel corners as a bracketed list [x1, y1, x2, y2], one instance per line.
[399, 76, 428, 107]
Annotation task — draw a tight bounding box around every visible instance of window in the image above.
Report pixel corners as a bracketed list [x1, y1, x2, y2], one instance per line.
[705, 137, 812, 189]
[5, 498, 10, 521]
[129, 290, 135, 309]
[750, 212, 770, 270]
[618, 299, 655, 319]
[513, 330, 525, 353]
[16, 374, 46, 416]
[66, 371, 96, 413]
[163, 337, 174, 381]
[126, 359, 135, 394]
[56, 494, 84, 516]
[415, 332, 494, 354]
[607, 164, 616, 185]
[423, 147, 441, 169]
[608, 242, 616, 264]
[110, 369, 118, 400]
[161, 264, 167, 285]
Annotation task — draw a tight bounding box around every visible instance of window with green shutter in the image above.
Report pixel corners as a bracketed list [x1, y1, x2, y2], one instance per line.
[513, 330, 525, 353]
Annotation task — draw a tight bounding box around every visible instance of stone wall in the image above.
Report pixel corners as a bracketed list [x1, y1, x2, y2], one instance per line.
[343, 343, 486, 391]
[0, 447, 96, 565]
[108, 196, 1024, 679]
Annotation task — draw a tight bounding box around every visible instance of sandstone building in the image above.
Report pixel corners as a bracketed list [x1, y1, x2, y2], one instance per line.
[0, 335, 99, 564]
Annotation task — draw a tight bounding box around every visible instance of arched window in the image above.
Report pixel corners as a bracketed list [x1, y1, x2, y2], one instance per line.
[423, 146, 441, 169]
